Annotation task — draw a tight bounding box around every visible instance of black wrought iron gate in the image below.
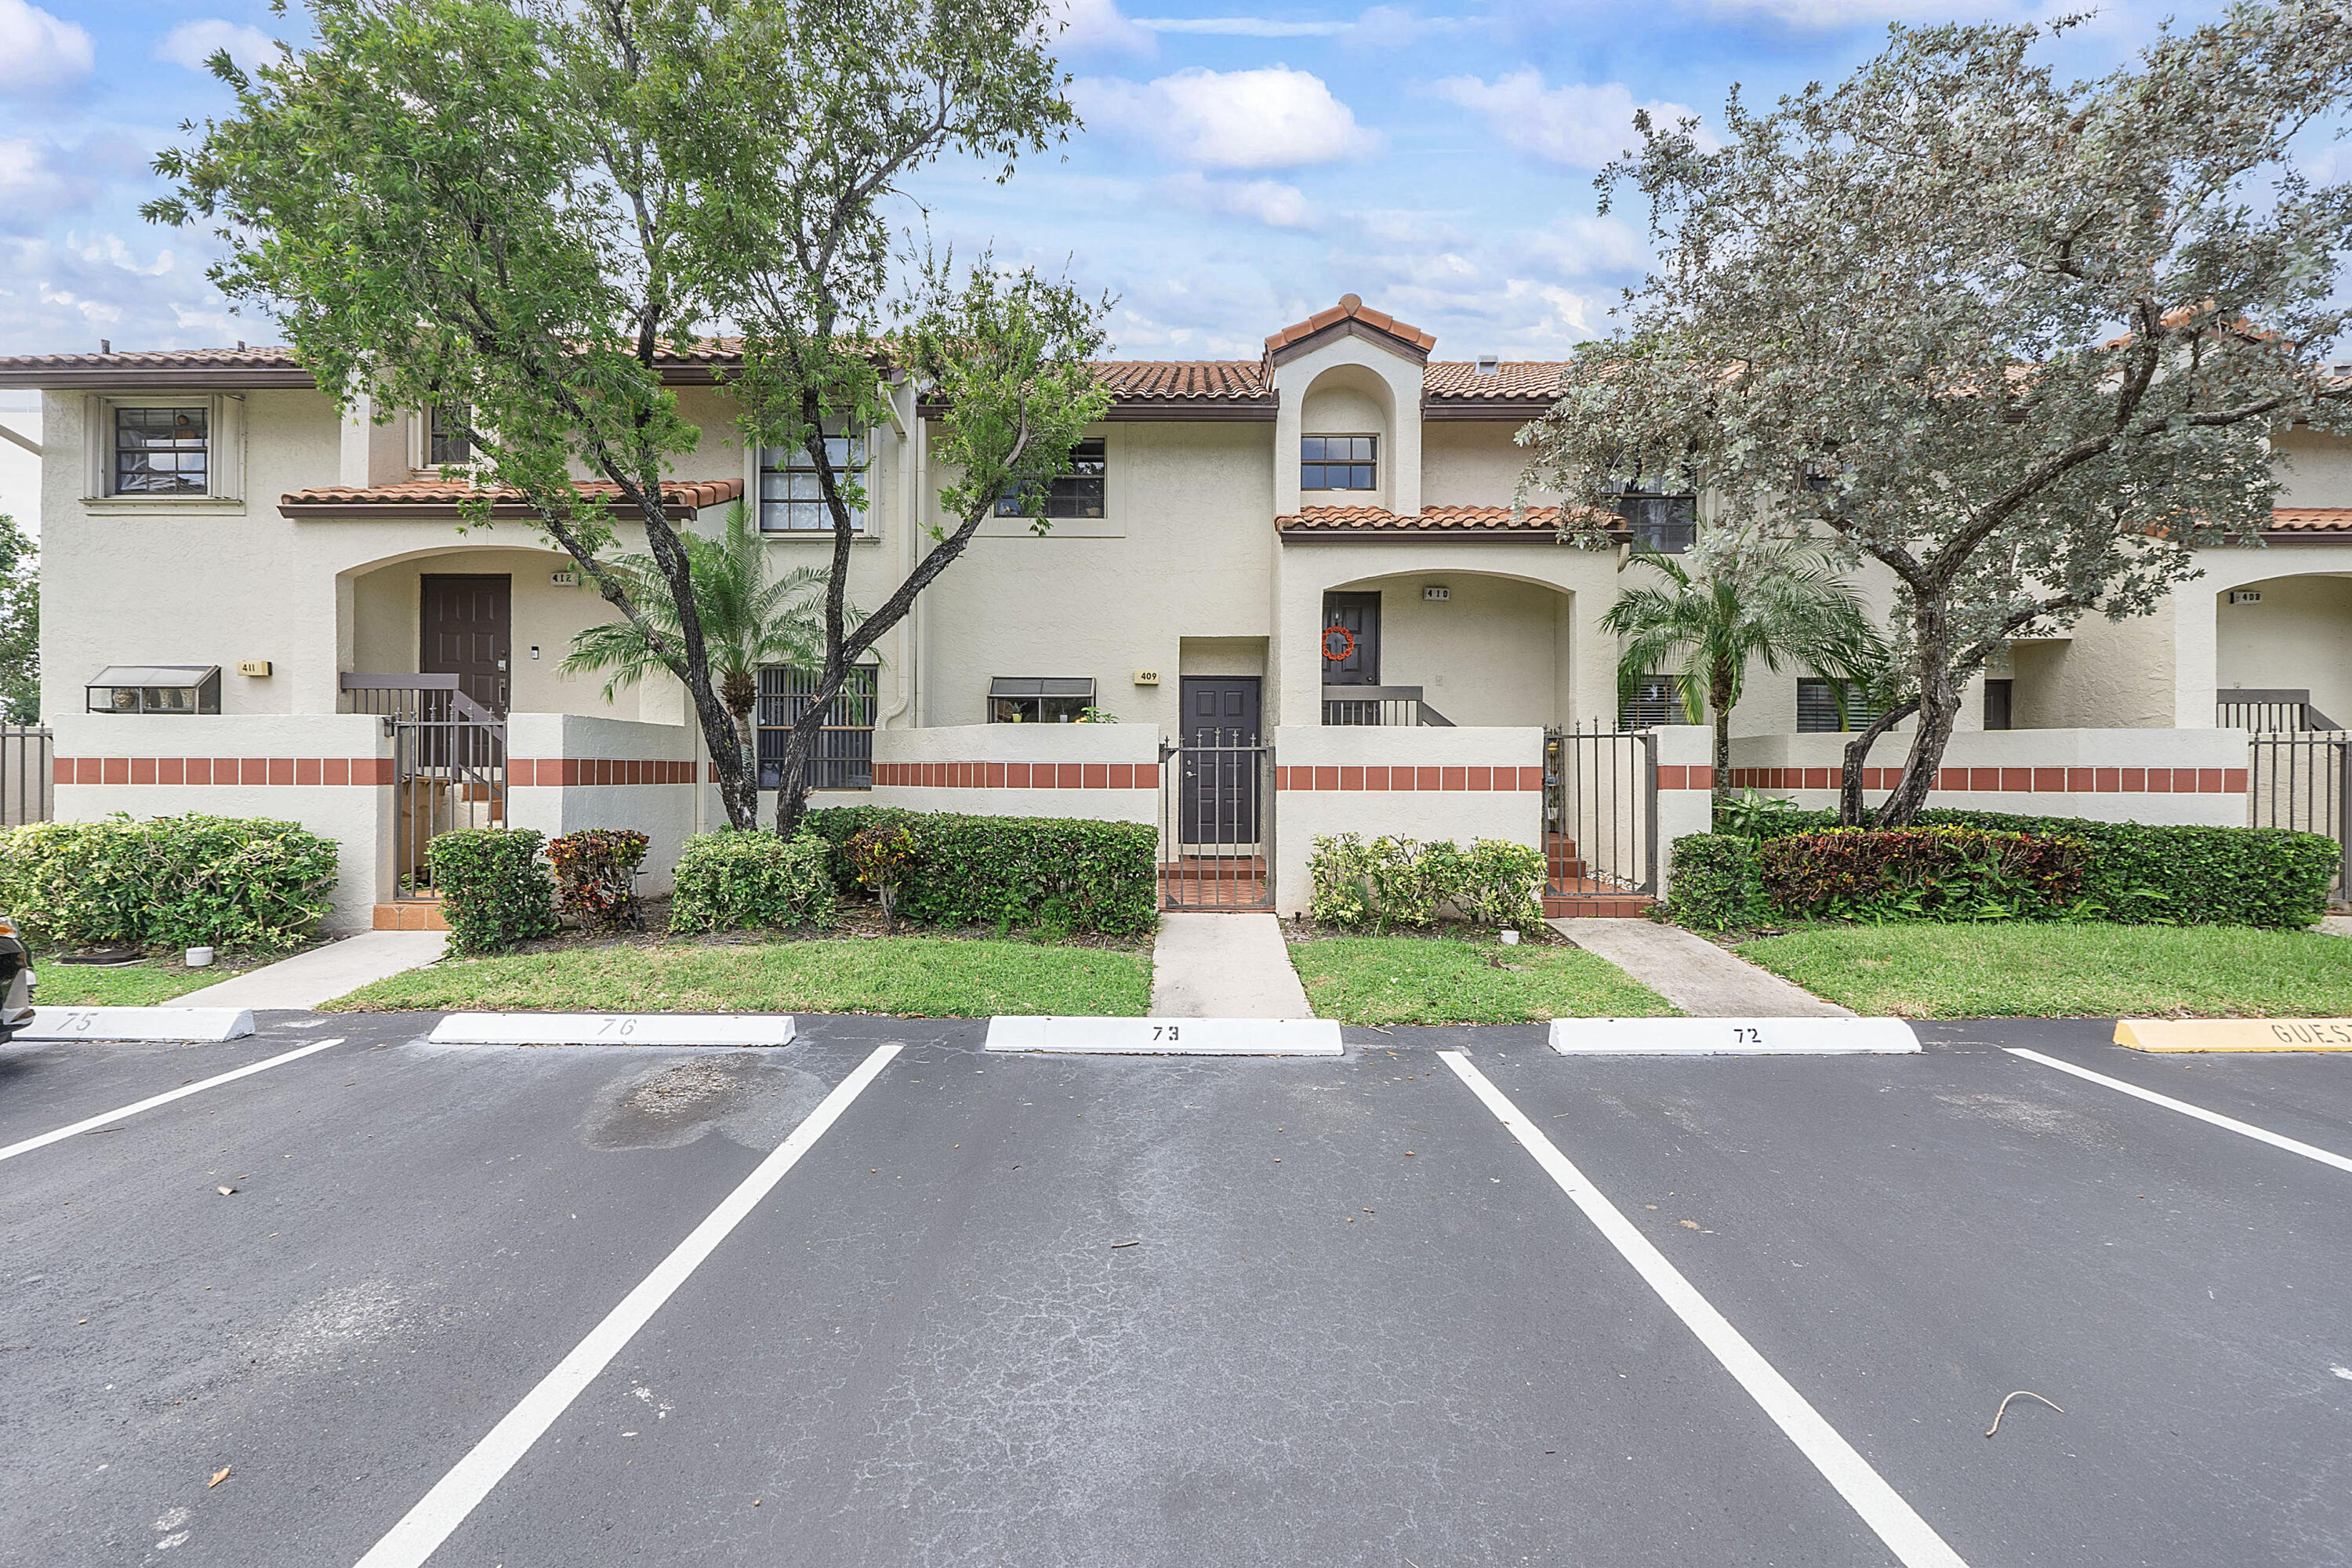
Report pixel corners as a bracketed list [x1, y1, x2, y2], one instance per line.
[1543, 726, 1659, 899]
[1160, 735, 1274, 909]
[2249, 733, 2352, 899]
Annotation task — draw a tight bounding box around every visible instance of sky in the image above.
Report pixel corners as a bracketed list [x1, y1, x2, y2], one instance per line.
[0, 0, 2262, 385]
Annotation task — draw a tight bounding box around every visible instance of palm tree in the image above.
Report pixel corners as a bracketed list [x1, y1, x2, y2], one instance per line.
[562, 502, 833, 772]
[1601, 534, 1886, 803]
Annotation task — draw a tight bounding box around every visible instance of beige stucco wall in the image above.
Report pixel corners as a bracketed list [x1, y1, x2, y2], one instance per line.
[2216, 571, 2352, 723]
[1319, 568, 1573, 727]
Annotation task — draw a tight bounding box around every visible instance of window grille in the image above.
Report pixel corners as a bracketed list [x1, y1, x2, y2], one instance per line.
[1797, 678, 1883, 733]
[759, 423, 866, 532]
[757, 665, 877, 789]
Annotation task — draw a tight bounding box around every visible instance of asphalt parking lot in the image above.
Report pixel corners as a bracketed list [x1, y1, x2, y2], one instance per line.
[4, 1012, 2350, 1567]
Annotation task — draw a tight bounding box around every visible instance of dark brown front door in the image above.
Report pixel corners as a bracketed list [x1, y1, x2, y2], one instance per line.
[1178, 676, 1262, 843]
[421, 574, 512, 715]
[1322, 591, 1381, 685]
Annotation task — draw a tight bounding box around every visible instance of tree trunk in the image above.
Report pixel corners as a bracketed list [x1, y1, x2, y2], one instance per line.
[1710, 658, 1734, 806]
[1870, 595, 1961, 826]
[1837, 697, 1920, 826]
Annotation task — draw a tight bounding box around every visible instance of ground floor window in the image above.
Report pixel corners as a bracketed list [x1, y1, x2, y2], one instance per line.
[988, 676, 1095, 724]
[757, 664, 877, 789]
[1619, 673, 1685, 728]
[1796, 677, 1885, 733]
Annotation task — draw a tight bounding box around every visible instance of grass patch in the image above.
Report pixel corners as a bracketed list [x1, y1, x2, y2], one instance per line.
[31, 953, 268, 1007]
[322, 936, 1152, 1018]
[1737, 922, 2352, 1018]
[1289, 935, 1679, 1025]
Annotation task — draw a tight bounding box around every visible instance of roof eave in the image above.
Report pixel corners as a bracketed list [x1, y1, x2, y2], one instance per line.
[1421, 396, 1552, 421]
[1277, 526, 1563, 542]
[280, 499, 706, 521]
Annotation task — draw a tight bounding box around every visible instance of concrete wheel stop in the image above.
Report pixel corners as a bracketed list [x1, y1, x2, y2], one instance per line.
[1550, 1017, 1919, 1055]
[986, 1016, 1344, 1056]
[19, 1007, 258, 1043]
[426, 1013, 799, 1047]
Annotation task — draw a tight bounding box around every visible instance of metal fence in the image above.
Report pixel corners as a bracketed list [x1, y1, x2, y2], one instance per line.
[2249, 733, 2352, 899]
[759, 665, 877, 791]
[1544, 726, 1659, 898]
[0, 725, 50, 825]
[1159, 735, 1273, 909]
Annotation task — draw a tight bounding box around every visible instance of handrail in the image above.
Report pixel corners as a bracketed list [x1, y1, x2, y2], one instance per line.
[342, 672, 461, 691]
[2217, 688, 2346, 732]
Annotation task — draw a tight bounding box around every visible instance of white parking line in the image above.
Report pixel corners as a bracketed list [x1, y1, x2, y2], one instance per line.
[1439, 1051, 1969, 1568]
[352, 1041, 901, 1568]
[0, 1037, 347, 1165]
[2006, 1047, 2352, 1175]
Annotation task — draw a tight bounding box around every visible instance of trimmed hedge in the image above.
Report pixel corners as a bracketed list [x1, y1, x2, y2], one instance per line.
[803, 806, 1156, 935]
[1757, 826, 2090, 921]
[429, 829, 561, 954]
[1665, 834, 1768, 931]
[1715, 802, 2339, 929]
[0, 813, 340, 953]
[1306, 833, 1545, 931]
[670, 830, 837, 933]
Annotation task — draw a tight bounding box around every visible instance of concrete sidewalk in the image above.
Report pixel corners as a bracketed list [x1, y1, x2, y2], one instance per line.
[1550, 919, 1850, 1018]
[1149, 913, 1313, 1018]
[173, 930, 448, 1011]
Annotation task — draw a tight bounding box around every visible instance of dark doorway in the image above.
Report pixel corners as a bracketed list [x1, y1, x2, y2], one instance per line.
[421, 574, 513, 716]
[1321, 591, 1381, 685]
[1177, 676, 1262, 844]
[1983, 678, 2013, 731]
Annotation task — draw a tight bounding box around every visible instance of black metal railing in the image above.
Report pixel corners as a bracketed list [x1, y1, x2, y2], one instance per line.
[759, 665, 877, 790]
[2218, 688, 2347, 734]
[0, 725, 51, 826]
[2250, 733, 2352, 898]
[1544, 725, 1659, 898]
[1320, 685, 1456, 727]
[1160, 734, 1273, 909]
[344, 674, 506, 900]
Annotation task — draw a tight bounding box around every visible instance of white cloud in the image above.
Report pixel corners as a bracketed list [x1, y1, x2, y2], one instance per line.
[1159, 172, 1316, 228]
[1135, 16, 1351, 35]
[1075, 66, 1380, 170]
[1685, 0, 1951, 24]
[0, 0, 92, 93]
[1525, 214, 1650, 277]
[1432, 70, 1703, 169]
[156, 19, 278, 74]
[1047, 0, 1156, 57]
[0, 138, 97, 225]
[1342, 6, 1483, 49]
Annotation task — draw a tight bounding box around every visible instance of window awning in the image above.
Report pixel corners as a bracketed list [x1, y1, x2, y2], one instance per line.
[988, 677, 1095, 699]
[89, 665, 220, 687]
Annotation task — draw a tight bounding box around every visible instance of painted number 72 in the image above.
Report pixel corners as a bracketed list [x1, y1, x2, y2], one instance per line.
[1730, 1027, 1762, 1045]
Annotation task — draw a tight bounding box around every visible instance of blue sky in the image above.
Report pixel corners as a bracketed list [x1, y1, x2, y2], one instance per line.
[0, 0, 2243, 372]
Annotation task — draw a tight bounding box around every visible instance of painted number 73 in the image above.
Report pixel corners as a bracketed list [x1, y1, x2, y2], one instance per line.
[1151, 1024, 1181, 1042]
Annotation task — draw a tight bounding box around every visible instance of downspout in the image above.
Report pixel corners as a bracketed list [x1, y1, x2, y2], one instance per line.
[879, 376, 914, 728]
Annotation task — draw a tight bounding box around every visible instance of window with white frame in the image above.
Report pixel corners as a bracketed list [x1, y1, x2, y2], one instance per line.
[995, 437, 1106, 518]
[759, 421, 866, 532]
[113, 406, 209, 495]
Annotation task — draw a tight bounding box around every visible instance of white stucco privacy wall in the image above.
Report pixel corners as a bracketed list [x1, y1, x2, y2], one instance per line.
[1272, 725, 1544, 915]
[504, 713, 702, 895]
[1726, 728, 2252, 826]
[49, 713, 395, 935]
[869, 724, 1160, 823]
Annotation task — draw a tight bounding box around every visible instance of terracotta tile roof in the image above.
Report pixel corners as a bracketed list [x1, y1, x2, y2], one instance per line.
[0, 339, 755, 389]
[281, 477, 742, 516]
[2267, 506, 2352, 532]
[1279, 503, 1579, 535]
[1091, 361, 1269, 400]
[1265, 294, 1437, 358]
[1422, 361, 1568, 401]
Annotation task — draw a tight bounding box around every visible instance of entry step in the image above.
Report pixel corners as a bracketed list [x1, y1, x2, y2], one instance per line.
[986, 1016, 1343, 1056]
[427, 1013, 797, 1047]
[1550, 1018, 1918, 1055]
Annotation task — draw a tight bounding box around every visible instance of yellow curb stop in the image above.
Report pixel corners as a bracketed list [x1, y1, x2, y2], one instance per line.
[2114, 1018, 2352, 1052]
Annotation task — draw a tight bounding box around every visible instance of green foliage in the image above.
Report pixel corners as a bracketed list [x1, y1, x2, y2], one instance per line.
[1715, 789, 1814, 843]
[429, 829, 561, 955]
[546, 828, 651, 932]
[1664, 834, 1769, 931]
[0, 512, 36, 722]
[1757, 827, 2091, 921]
[1918, 810, 2341, 930]
[846, 820, 923, 930]
[803, 806, 1156, 935]
[670, 830, 838, 934]
[0, 814, 339, 953]
[1306, 833, 1544, 931]
[1526, 2, 2352, 818]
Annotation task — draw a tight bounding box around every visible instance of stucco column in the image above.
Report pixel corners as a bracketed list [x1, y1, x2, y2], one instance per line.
[1275, 545, 1328, 731]
[2172, 582, 2219, 728]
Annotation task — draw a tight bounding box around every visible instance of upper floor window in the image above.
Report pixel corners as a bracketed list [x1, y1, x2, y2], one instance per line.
[995, 437, 1106, 518]
[760, 421, 866, 532]
[1613, 483, 1696, 554]
[428, 403, 472, 466]
[114, 406, 208, 495]
[1301, 435, 1377, 492]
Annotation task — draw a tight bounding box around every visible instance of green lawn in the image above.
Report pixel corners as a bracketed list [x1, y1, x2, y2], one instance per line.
[1738, 922, 2352, 1018]
[324, 937, 1153, 1018]
[1290, 936, 1680, 1025]
[31, 955, 256, 1007]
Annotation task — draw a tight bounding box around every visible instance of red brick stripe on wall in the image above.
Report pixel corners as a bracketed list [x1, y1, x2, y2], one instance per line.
[1719, 764, 2244, 794]
[870, 760, 1159, 789]
[507, 758, 699, 786]
[57, 757, 395, 786]
[1277, 764, 1544, 791]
